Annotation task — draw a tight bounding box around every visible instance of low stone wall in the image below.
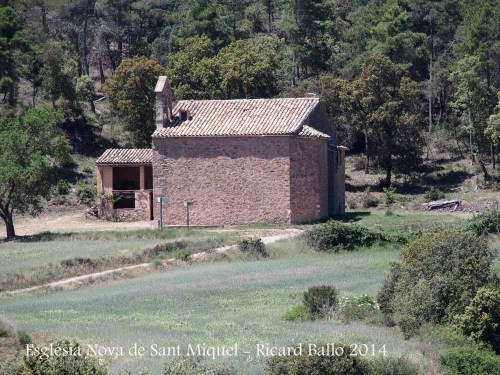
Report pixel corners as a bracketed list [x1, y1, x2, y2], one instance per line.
[99, 191, 151, 221]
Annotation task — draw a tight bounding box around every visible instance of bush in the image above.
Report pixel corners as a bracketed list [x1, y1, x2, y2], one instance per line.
[463, 209, 500, 236]
[282, 304, 310, 321]
[347, 197, 358, 209]
[237, 238, 268, 257]
[82, 165, 94, 174]
[383, 186, 396, 205]
[423, 326, 500, 375]
[18, 340, 107, 374]
[303, 221, 379, 252]
[335, 295, 379, 323]
[163, 357, 238, 375]
[368, 356, 420, 375]
[303, 286, 338, 320]
[264, 342, 370, 375]
[424, 187, 445, 202]
[18, 330, 32, 346]
[75, 182, 97, 207]
[56, 180, 70, 196]
[455, 287, 500, 354]
[361, 188, 380, 208]
[378, 230, 495, 337]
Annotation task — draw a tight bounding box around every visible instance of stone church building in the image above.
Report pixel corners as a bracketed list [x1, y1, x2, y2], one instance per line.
[96, 76, 346, 226]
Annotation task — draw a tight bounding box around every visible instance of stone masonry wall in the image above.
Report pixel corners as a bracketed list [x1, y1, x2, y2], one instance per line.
[152, 137, 292, 226]
[289, 138, 329, 223]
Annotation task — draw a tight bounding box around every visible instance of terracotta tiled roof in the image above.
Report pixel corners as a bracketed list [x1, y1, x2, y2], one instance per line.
[152, 97, 320, 138]
[298, 125, 330, 139]
[96, 149, 153, 164]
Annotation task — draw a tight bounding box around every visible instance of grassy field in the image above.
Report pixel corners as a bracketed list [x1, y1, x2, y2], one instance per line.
[0, 239, 425, 374]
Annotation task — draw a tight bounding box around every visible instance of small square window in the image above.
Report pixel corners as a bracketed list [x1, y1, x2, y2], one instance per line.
[180, 111, 188, 121]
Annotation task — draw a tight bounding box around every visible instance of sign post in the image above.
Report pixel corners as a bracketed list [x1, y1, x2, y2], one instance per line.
[157, 197, 165, 229]
[184, 201, 193, 230]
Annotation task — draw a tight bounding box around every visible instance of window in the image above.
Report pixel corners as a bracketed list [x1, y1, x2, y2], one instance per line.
[145, 166, 153, 190]
[113, 167, 140, 190]
[114, 192, 135, 209]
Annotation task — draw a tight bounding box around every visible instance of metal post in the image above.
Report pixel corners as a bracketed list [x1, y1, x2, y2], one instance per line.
[186, 204, 189, 230]
[158, 197, 164, 229]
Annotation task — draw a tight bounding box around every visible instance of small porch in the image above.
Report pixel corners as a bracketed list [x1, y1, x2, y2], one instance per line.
[96, 149, 154, 221]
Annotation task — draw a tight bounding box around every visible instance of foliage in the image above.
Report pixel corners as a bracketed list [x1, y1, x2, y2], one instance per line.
[104, 56, 165, 147]
[454, 287, 500, 354]
[463, 209, 500, 236]
[424, 187, 445, 202]
[75, 182, 97, 207]
[303, 220, 379, 252]
[17, 340, 108, 374]
[378, 230, 495, 337]
[303, 285, 338, 320]
[383, 186, 396, 205]
[237, 238, 268, 257]
[368, 356, 420, 375]
[423, 326, 500, 375]
[163, 357, 237, 375]
[361, 188, 380, 208]
[56, 180, 70, 196]
[282, 304, 310, 322]
[264, 342, 370, 375]
[335, 295, 379, 323]
[0, 106, 68, 239]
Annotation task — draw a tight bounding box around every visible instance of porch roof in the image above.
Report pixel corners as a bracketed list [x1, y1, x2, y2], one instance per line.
[96, 149, 153, 165]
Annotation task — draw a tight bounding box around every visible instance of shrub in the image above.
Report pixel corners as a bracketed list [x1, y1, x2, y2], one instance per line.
[378, 230, 495, 337]
[238, 238, 268, 257]
[56, 180, 70, 196]
[347, 197, 358, 209]
[463, 209, 500, 236]
[163, 357, 238, 375]
[335, 295, 379, 323]
[18, 330, 32, 346]
[282, 304, 310, 322]
[455, 287, 500, 354]
[424, 187, 445, 202]
[383, 186, 396, 205]
[82, 165, 94, 174]
[368, 356, 420, 375]
[303, 221, 379, 252]
[361, 188, 379, 208]
[303, 286, 338, 320]
[75, 182, 97, 207]
[264, 342, 370, 375]
[18, 340, 107, 374]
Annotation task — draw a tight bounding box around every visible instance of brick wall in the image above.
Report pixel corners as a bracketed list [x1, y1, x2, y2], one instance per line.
[289, 138, 329, 223]
[152, 137, 292, 226]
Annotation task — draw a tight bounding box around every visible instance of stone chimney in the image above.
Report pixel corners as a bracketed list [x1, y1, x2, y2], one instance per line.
[154, 76, 173, 129]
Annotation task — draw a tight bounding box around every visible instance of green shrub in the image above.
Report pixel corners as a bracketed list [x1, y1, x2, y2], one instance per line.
[282, 304, 310, 321]
[18, 330, 32, 346]
[163, 357, 238, 375]
[18, 340, 107, 374]
[56, 180, 70, 196]
[378, 230, 495, 337]
[335, 295, 379, 323]
[237, 238, 268, 257]
[303, 285, 338, 320]
[442, 345, 500, 375]
[361, 188, 380, 208]
[424, 187, 445, 202]
[303, 221, 379, 252]
[455, 287, 500, 354]
[347, 197, 358, 209]
[264, 342, 370, 375]
[75, 182, 97, 207]
[463, 209, 500, 236]
[368, 356, 420, 375]
[383, 186, 397, 205]
[82, 165, 94, 174]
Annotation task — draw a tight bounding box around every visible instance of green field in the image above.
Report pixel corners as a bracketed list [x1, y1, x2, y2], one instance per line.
[0, 239, 425, 374]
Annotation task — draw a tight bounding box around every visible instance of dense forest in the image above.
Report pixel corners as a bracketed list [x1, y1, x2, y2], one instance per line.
[0, 0, 499, 236]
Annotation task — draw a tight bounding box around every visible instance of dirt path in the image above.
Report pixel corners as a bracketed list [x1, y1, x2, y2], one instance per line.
[7, 230, 303, 295]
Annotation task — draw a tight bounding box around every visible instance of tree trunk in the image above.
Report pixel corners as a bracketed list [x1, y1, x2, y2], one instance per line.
[385, 166, 392, 187]
[364, 130, 369, 174]
[90, 99, 96, 113]
[1, 211, 16, 240]
[98, 57, 105, 83]
[491, 143, 496, 170]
